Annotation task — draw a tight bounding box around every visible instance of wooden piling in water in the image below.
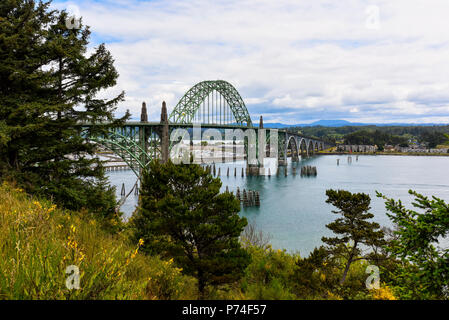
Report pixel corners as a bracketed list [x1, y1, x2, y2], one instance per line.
[255, 191, 260, 207]
[300, 165, 317, 177]
[121, 183, 125, 197]
[243, 189, 248, 207]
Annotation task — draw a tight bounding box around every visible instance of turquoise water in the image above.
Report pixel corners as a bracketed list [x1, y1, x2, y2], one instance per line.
[106, 155, 449, 256]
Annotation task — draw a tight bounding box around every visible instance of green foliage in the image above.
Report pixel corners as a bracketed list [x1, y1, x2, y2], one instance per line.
[241, 245, 297, 299]
[323, 190, 385, 285]
[344, 129, 408, 148]
[292, 246, 340, 299]
[419, 131, 449, 148]
[0, 182, 194, 300]
[293, 125, 449, 148]
[0, 0, 129, 218]
[378, 190, 449, 299]
[131, 160, 251, 299]
[292, 246, 383, 300]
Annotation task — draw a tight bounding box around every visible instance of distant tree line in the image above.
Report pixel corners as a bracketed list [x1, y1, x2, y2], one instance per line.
[418, 131, 449, 148]
[290, 125, 449, 148]
[343, 130, 408, 149]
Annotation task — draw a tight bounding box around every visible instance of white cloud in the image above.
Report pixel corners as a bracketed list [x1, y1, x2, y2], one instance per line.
[53, 0, 449, 123]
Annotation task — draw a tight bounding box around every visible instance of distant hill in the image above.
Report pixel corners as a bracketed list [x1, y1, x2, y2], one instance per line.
[126, 116, 447, 128]
[260, 120, 448, 128]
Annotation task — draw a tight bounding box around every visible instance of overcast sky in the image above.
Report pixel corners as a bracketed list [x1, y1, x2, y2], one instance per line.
[53, 0, 449, 124]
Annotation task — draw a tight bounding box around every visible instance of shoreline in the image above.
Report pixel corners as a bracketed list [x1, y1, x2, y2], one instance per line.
[319, 152, 449, 157]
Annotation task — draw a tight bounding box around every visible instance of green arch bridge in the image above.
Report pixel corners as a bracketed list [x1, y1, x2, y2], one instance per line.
[84, 80, 329, 177]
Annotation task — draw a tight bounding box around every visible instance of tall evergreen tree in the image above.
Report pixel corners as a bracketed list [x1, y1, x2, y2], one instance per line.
[322, 189, 385, 285]
[132, 160, 251, 299]
[0, 0, 129, 217]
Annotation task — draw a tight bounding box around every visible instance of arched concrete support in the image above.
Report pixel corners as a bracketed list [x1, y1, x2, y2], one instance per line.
[307, 140, 314, 156]
[299, 138, 308, 158]
[287, 136, 300, 162]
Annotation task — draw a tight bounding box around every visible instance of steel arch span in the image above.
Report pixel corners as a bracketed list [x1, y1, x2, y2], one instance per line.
[169, 80, 253, 127]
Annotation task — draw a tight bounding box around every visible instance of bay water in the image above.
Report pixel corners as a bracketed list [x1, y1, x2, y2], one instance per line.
[106, 155, 449, 255]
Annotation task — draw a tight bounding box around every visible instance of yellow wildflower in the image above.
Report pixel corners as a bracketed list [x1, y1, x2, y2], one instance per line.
[33, 201, 42, 210]
[372, 285, 396, 300]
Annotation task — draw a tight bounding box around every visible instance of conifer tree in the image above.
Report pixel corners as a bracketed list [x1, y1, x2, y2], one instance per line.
[322, 189, 385, 285]
[132, 160, 251, 299]
[378, 190, 449, 299]
[0, 0, 129, 217]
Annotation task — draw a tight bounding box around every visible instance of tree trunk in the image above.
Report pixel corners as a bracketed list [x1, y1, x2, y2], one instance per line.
[340, 256, 353, 285]
[198, 271, 205, 300]
[340, 242, 358, 285]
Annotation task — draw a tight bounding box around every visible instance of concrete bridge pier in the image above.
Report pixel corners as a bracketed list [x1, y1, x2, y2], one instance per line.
[247, 115, 266, 176]
[139, 102, 149, 177]
[160, 101, 169, 164]
[278, 159, 288, 166]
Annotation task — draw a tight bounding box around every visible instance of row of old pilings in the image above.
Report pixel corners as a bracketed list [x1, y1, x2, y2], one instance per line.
[204, 164, 246, 177]
[120, 182, 139, 197]
[203, 163, 317, 178]
[235, 186, 260, 207]
[337, 155, 359, 165]
[273, 165, 317, 177]
[300, 165, 317, 176]
[105, 164, 131, 172]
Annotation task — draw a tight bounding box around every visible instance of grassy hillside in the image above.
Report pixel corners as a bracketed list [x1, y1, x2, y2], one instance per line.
[0, 181, 195, 299]
[0, 181, 396, 300]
